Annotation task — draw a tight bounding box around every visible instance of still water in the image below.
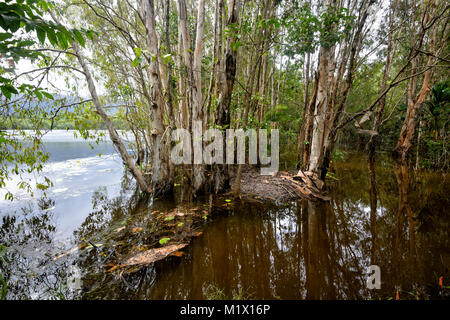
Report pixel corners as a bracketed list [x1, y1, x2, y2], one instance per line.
[0, 130, 448, 299]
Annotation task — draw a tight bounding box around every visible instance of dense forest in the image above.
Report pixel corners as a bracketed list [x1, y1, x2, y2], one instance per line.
[1, 0, 449, 198]
[0, 0, 449, 301]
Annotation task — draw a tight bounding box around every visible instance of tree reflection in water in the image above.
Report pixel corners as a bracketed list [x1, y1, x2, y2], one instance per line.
[0, 200, 70, 299]
[144, 155, 448, 300]
[0, 154, 448, 299]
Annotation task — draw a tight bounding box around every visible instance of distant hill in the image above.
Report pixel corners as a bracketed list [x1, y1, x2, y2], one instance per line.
[1, 94, 127, 130]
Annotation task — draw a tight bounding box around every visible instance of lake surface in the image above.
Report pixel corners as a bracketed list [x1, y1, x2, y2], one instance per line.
[0, 130, 448, 300]
[0, 130, 126, 242]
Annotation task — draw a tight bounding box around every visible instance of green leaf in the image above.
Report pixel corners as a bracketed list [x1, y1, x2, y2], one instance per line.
[0, 16, 6, 30]
[36, 183, 48, 190]
[34, 90, 43, 101]
[36, 26, 45, 44]
[0, 84, 18, 99]
[159, 237, 170, 245]
[72, 29, 85, 47]
[131, 57, 140, 67]
[41, 91, 54, 100]
[0, 32, 13, 41]
[56, 31, 68, 49]
[8, 18, 21, 33]
[134, 47, 141, 58]
[46, 27, 57, 46]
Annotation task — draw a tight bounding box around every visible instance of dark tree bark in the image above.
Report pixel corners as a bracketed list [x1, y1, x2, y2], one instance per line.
[212, 0, 240, 194]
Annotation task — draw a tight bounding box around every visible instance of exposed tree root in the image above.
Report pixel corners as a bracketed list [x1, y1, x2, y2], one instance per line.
[230, 166, 330, 203]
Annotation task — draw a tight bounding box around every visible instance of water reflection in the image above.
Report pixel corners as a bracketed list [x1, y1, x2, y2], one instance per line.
[1, 154, 448, 300]
[0, 205, 70, 299]
[142, 155, 449, 300]
[143, 199, 368, 299]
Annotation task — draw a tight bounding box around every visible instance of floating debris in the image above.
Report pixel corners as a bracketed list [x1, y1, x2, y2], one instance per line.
[121, 243, 188, 267]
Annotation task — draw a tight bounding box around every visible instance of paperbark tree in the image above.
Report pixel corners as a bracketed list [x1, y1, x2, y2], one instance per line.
[298, 0, 374, 186]
[141, 0, 173, 196]
[212, 0, 240, 193]
[48, 10, 152, 193]
[297, 52, 311, 169]
[393, 0, 441, 162]
[73, 41, 152, 194]
[176, 0, 207, 194]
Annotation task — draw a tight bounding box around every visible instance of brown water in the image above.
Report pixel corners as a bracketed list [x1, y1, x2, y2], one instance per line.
[123, 156, 449, 300]
[1, 152, 449, 300]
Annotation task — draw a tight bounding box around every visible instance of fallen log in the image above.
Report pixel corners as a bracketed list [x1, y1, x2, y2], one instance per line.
[120, 243, 188, 268]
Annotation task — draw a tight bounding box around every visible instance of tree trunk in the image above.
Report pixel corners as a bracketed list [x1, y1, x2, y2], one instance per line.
[301, 0, 372, 184]
[393, 13, 436, 162]
[73, 42, 151, 193]
[212, 0, 240, 193]
[297, 52, 311, 169]
[141, 0, 173, 196]
[177, 0, 207, 194]
[367, 0, 395, 162]
[192, 0, 206, 193]
[302, 73, 318, 169]
[308, 48, 330, 177]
